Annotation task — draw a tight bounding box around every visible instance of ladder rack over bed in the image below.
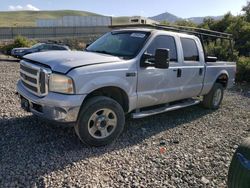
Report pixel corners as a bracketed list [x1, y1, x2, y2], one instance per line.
[110, 24, 234, 54]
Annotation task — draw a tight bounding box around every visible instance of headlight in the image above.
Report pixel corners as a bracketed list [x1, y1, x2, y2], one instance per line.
[49, 74, 74, 94]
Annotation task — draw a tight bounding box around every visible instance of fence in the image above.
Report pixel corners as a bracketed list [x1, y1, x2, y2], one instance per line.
[0, 26, 111, 41]
[36, 16, 112, 27]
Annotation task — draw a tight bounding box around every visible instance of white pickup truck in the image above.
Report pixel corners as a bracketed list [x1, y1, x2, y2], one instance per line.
[17, 25, 236, 146]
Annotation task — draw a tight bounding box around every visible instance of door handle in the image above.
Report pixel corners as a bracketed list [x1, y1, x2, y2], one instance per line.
[199, 68, 203, 76]
[173, 69, 182, 77]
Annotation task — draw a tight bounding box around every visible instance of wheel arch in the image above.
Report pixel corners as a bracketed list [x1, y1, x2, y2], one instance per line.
[83, 86, 130, 113]
[215, 71, 229, 89]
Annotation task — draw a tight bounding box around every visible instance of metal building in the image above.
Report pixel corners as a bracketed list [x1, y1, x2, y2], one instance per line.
[36, 16, 112, 27]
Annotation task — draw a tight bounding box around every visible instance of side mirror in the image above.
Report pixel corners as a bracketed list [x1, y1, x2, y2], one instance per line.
[205, 56, 217, 62]
[154, 48, 170, 69]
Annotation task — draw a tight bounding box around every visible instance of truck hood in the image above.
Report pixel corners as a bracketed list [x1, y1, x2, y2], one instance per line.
[23, 51, 122, 74]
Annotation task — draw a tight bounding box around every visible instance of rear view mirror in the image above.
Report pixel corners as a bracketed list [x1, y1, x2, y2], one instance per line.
[154, 48, 170, 69]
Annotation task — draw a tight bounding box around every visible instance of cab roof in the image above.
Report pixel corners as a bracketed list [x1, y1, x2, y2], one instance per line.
[112, 27, 197, 39]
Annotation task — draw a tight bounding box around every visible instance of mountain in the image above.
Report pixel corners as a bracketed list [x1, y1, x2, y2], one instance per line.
[150, 12, 223, 24]
[149, 12, 181, 23]
[0, 10, 102, 27]
[187, 16, 223, 24]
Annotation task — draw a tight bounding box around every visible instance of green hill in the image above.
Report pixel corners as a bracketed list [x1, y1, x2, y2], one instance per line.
[0, 10, 103, 27]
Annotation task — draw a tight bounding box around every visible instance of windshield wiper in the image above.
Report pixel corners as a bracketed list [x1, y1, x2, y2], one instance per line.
[91, 50, 114, 56]
[88, 50, 129, 59]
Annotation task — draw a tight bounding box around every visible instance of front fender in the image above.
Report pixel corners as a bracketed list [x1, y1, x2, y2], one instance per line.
[78, 75, 133, 95]
[68, 67, 138, 112]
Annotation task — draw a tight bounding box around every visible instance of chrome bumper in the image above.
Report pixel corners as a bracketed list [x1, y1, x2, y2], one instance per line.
[17, 80, 86, 123]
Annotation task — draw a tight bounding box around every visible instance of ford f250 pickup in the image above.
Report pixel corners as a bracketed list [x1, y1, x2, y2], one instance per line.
[17, 25, 236, 146]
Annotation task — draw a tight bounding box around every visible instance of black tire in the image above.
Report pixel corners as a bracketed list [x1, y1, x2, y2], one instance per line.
[75, 96, 125, 147]
[228, 138, 250, 188]
[202, 83, 224, 109]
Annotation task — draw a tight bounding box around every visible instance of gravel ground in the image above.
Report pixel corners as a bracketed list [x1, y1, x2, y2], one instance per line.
[0, 58, 249, 188]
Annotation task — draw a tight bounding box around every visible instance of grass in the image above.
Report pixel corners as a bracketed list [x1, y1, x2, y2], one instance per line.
[0, 10, 102, 27]
[0, 10, 132, 27]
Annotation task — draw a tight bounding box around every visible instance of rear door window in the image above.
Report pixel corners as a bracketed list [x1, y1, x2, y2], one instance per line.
[181, 38, 199, 61]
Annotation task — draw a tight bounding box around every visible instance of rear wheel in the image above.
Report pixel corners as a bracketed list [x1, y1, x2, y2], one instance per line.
[228, 138, 250, 188]
[202, 83, 224, 109]
[75, 96, 125, 147]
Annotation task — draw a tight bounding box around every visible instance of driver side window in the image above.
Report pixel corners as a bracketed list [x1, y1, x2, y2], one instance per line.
[147, 35, 178, 62]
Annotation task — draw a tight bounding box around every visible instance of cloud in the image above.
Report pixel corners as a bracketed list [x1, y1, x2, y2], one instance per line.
[8, 4, 40, 11]
[139, 10, 146, 16]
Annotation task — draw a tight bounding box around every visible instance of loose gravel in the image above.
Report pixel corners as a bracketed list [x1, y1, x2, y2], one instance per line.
[0, 58, 249, 188]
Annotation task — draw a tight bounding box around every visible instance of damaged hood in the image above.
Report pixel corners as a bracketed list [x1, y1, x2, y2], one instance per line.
[23, 51, 122, 73]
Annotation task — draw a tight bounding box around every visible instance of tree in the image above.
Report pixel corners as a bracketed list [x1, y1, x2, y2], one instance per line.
[160, 20, 170, 25]
[174, 20, 197, 27]
[242, 1, 250, 22]
[226, 16, 250, 56]
[210, 12, 236, 32]
[200, 17, 215, 29]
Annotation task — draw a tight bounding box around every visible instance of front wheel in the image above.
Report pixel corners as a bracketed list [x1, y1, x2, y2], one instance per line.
[202, 83, 224, 109]
[75, 96, 125, 147]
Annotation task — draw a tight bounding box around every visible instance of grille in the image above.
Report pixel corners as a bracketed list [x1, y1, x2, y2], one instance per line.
[20, 61, 51, 97]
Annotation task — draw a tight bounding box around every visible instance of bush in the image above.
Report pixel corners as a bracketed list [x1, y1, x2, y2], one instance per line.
[236, 56, 250, 82]
[13, 35, 36, 48]
[204, 39, 238, 61]
[0, 36, 36, 55]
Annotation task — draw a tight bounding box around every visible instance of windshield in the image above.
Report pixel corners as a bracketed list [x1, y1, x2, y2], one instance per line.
[86, 31, 150, 59]
[31, 43, 43, 49]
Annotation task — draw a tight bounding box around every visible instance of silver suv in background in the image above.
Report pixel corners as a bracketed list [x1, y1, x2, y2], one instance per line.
[16, 25, 236, 147]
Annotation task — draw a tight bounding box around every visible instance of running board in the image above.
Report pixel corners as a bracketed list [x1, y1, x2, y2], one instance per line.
[132, 99, 201, 119]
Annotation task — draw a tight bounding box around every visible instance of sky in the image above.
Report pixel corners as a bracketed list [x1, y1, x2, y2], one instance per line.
[0, 0, 248, 18]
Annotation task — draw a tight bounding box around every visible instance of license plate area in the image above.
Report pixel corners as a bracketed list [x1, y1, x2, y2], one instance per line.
[19, 95, 43, 113]
[20, 96, 30, 112]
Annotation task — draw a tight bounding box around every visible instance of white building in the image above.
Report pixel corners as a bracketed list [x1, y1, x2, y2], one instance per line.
[129, 16, 159, 25]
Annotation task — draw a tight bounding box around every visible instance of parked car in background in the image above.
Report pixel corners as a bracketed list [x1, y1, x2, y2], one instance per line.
[11, 43, 70, 58]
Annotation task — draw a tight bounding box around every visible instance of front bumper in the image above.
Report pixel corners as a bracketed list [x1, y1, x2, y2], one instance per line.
[17, 80, 86, 123]
[11, 51, 25, 58]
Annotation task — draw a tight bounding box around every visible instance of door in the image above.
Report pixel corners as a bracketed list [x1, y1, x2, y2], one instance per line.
[137, 35, 184, 109]
[178, 38, 205, 99]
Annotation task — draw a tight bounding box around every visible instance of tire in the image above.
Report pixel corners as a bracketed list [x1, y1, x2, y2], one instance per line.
[75, 96, 125, 147]
[202, 83, 224, 109]
[228, 138, 250, 188]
